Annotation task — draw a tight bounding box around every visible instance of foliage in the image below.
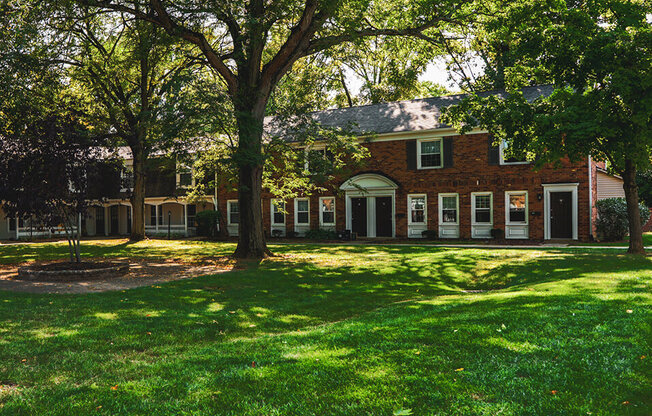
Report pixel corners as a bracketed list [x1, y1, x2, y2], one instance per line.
[442, 0, 652, 253]
[304, 228, 338, 240]
[194, 210, 220, 239]
[636, 170, 652, 207]
[0, 240, 649, 414]
[421, 229, 438, 240]
[0, 99, 118, 261]
[595, 198, 650, 241]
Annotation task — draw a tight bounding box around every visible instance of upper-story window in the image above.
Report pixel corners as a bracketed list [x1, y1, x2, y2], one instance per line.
[417, 138, 443, 169]
[176, 164, 194, 188]
[120, 163, 134, 192]
[500, 140, 528, 165]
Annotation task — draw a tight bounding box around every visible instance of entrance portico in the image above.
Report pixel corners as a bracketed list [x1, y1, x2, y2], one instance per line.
[341, 173, 397, 238]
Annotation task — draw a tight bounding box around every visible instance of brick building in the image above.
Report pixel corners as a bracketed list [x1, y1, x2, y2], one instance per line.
[0, 86, 626, 242]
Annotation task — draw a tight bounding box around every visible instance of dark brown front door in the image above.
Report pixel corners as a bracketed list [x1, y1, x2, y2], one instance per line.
[375, 197, 393, 237]
[550, 191, 573, 238]
[95, 207, 105, 235]
[351, 197, 367, 237]
[110, 205, 119, 235]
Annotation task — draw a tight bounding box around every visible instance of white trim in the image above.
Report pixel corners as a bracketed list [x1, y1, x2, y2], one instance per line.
[471, 192, 493, 239]
[319, 197, 336, 227]
[345, 193, 396, 238]
[471, 192, 493, 225]
[360, 127, 488, 143]
[505, 191, 529, 239]
[416, 137, 443, 169]
[438, 193, 459, 225]
[340, 173, 398, 191]
[270, 199, 286, 226]
[407, 194, 427, 225]
[294, 198, 310, 226]
[588, 155, 593, 238]
[438, 193, 460, 239]
[543, 183, 579, 240]
[499, 140, 529, 165]
[227, 199, 239, 226]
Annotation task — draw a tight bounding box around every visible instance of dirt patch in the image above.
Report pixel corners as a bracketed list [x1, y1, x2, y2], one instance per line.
[0, 257, 236, 294]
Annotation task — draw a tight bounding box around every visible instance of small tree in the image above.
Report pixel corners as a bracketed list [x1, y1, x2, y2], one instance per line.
[0, 103, 118, 262]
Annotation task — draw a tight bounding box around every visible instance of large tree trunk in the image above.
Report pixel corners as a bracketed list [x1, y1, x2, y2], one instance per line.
[232, 95, 271, 259]
[623, 158, 645, 255]
[130, 146, 146, 241]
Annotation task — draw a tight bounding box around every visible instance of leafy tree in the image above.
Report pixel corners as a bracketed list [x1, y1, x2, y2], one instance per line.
[52, 8, 201, 241]
[636, 170, 652, 207]
[81, 0, 472, 258]
[0, 100, 120, 262]
[443, 0, 651, 254]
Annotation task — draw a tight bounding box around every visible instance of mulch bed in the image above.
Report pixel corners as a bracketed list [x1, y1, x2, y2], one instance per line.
[0, 257, 236, 294]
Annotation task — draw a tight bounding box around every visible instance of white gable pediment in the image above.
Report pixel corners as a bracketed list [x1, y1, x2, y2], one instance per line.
[339, 173, 398, 191]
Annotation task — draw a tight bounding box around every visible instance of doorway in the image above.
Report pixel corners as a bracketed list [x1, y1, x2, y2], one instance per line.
[375, 197, 393, 237]
[351, 197, 367, 237]
[550, 191, 573, 238]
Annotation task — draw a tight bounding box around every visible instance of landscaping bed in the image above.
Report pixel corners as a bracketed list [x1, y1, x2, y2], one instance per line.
[17, 261, 129, 281]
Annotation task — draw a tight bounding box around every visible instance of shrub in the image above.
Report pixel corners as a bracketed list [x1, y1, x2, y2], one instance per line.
[305, 228, 337, 240]
[195, 210, 220, 238]
[421, 230, 438, 240]
[595, 198, 650, 241]
[271, 229, 284, 238]
[286, 231, 299, 238]
[490, 228, 504, 239]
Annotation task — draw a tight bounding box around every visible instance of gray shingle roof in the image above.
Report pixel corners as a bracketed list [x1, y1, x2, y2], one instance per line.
[265, 85, 554, 139]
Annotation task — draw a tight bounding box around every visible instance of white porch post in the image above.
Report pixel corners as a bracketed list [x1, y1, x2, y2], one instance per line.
[15, 217, 19, 239]
[155, 204, 159, 233]
[183, 203, 188, 237]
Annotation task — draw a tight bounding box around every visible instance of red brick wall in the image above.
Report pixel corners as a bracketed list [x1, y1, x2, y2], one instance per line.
[218, 132, 593, 241]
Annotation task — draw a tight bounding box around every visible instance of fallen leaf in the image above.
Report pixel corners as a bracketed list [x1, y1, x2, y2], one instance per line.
[622, 401, 630, 405]
[641, 355, 646, 360]
[111, 385, 118, 391]
[229, 311, 236, 314]
[414, 351, 421, 355]
[146, 331, 152, 335]
[626, 309, 633, 314]
[455, 368, 464, 372]
[249, 324, 256, 328]
[551, 390, 558, 395]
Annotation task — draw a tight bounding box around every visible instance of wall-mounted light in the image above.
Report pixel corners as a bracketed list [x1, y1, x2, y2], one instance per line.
[537, 193, 543, 201]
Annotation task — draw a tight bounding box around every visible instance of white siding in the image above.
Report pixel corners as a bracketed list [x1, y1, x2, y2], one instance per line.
[597, 172, 625, 200]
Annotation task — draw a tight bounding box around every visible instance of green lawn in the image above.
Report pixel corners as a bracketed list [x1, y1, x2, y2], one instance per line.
[0, 240, 650, 415]
[573, 232, 652, 247]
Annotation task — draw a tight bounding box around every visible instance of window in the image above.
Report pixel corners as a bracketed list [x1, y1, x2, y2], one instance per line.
[500, 140, 528, 165]
[295, 198, 309, 225]
[319, 197, 335, 226]
[177, 165, 193, 188]
[506, 192, 528, 224]
[120, 165, 134, 192]
[439, 194, 458, 224]
[187, 204, 196, 226]
[150, 205, 157, 225]
[228, 200, 239, 225]
[418, 139, 442, 169]
[271, 199, 285, 225]
[472, 193, 493, 224]
[408, 195, 427, 224]
[304, 147, 334, 173]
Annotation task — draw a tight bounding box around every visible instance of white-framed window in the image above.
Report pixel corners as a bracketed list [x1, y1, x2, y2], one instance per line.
[500, 140, 528, 165]
[417, 138, 443, 169]
[408, 194, 427, 224]
[471, 192, 493, 224]
[227, 200, 239, 225]
[439, 193, 459, 224]
[176, 165, 194, 188]
[271, 199, 285, 225]
[294, 198, 310, 225]
[505, 191, 528, 224]
[319, 197, 335, 226]
[120, 162, 134, 192]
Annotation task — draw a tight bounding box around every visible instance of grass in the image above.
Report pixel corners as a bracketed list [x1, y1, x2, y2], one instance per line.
[0, 240, 650, 415]
[573, 232, 652, 247]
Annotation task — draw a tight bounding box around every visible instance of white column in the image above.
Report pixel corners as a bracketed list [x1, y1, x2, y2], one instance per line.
[15, 217, 19, 239]
[155, 204, 159, 233]
[183, 204, 188, 237]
